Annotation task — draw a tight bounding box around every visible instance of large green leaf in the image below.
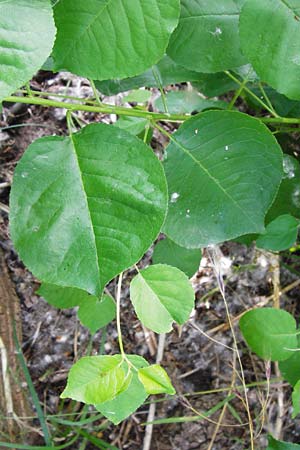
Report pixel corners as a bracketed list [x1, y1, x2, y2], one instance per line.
[52, 0, 180, 80]
[239, 308, 298, 361]
[256, 214, 299, 252]
[239, 0, 300, 100]
[61, 355, 128, 404]
[152, 237, 201, 277]
[267, 435, 300, 450]
[0, 0, 56, 101]
[95, 55, 208, 96]
[267, 155, 300, 222]
[130, 264, 195, 333]
[163, 111, 283, 248]
[10, 124, 167, 295]
[167, 0, 247, 73]
[96, 355, 148, 424]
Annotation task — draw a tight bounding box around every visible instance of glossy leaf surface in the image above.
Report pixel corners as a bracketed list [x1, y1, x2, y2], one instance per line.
[167, 0, 247, 73]
[163, 111, 283, 248]
[10, 124, 167, 295]
[240, 308, 297, 361]
[152, 237, 201, 277]
[240, 0, 300, 99]
[52, 0, 180, 80]
[130, 264, 195, 333]
[256, 215, 299, 252]
[138, 364, 175, 395]
[61, 355, 128, 404]
[96, 355, 148, 424]
[0, 0, 56, 101]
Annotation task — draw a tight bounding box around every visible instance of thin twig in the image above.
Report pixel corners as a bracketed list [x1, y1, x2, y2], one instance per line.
[142, 333, 166, 450]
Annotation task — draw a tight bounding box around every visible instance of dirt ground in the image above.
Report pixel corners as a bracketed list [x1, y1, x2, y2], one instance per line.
[1, 71, 300, 450]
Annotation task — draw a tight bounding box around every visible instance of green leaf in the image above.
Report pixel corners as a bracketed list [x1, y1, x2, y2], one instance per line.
[239, 0, 300, 100]
[95, 55, 209, 96]
[152, 237, 201, 277]
[77, 294, 116, 334]
[163, 111, 283, 248]
[292, 380, 300, 418]
[167, 0, 247, 73]
[10, 123, 167, 295]
[114, 117, 149, 136]
[138, 364, 175, 395]
[256, 214, 299, 252]
[154, 90, 228, 114]
[267, 435, 300, 450]
[37, 284, 84, 309]
[52, 0, 180, 80]
[267, 155, 300, 222]
[123, 90, 151, 104]
[0, 0, 56, 101]
[130, 264, 195, 333]
[192, 72, 239, 97]
[239, 308, 298, 361]
[61, 355, 128, 404]
[279, 337, 300, 387]
[96, 355, 148, 424]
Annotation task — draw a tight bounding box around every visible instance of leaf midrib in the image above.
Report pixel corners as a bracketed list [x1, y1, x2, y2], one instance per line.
[69, 134, 101, 293]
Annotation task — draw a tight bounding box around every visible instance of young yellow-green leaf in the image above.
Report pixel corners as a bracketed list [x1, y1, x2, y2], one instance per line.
[163, 111, 283, 248]
[152, 237, 201, 278]
[10, 123, 167, 296]
[154, 90, 228, 114]
[256, 214, 299, 252]
[138, 364, 175, 395]
[130, 264, 195, 334]
[267, 435, 300, 450]
[240, 0, 300, 100]
[61, 355, 128, 404]
[292, 380, 300, 419]
[52, 0, 180, 80]
[240, 308, 298, 361]
[267, 155, 300, 222]
[96, 355, 148, 424]
[167, 0, 247, 73]
[0, 0, 56, 101]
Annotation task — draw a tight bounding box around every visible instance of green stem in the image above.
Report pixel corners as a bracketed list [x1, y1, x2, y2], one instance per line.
[224, 71, 279, 117]
[116, 272, 125, 357]
[4, 95, 187, 122]
[228, 78, 249, 110]
[4, 94, 300, 125]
